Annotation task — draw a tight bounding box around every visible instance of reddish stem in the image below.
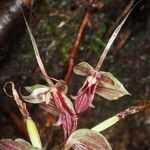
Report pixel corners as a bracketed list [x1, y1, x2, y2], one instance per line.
[64, 6, 92, 82]
[23, 0, 34, 6]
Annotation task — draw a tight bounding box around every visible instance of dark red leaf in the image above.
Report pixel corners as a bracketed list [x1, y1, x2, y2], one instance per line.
[0, 139, 40, 150]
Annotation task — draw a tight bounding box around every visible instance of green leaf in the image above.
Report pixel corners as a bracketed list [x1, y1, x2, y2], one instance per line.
[64, 129, 112, 150]
[73, 62, 94, 76]
[95, 71, 130, 100]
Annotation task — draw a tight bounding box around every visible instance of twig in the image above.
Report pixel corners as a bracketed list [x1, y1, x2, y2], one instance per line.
[3, 82, 30, 119]
[64, 2, 93, 82]
[2, 81, 29, 138]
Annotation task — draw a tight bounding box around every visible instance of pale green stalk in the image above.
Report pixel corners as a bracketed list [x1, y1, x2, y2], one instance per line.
[26, 118, 42, 149]
[91, 100, 150, 133]
[91, 116, 119, 132]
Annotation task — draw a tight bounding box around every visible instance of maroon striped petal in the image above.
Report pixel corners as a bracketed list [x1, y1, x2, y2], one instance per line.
[52, 90, 75, 116]
[0, 139, 26, 150]
[72, 83, 96, 114]
[0, 139, 40, 150]
[51, 89, 77, 139]
[57, 113, 78, 139]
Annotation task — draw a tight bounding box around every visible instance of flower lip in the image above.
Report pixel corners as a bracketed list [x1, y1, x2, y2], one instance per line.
[87, 71, 99, 85]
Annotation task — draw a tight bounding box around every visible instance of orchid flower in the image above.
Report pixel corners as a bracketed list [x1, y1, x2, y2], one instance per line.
[22, 80, 77, 139]
[72, 9, 132, 114]
[22, 15, 77, 139]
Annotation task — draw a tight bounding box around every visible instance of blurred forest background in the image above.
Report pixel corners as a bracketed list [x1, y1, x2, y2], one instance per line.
[0, 0, 150, 149]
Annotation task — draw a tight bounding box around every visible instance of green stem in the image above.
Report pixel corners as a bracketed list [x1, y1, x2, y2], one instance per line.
[91, 100, 150, 133]
[91, 116, 119, 132]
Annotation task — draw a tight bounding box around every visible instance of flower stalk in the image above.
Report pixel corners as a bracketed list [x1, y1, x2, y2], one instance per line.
[92, 101, 150, 133]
